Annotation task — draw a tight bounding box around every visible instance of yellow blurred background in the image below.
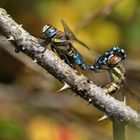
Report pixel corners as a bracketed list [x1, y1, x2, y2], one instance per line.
[0, 0, 140, 140]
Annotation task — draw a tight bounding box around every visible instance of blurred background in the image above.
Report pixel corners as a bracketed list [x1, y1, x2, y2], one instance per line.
[0, 0, 140, 140]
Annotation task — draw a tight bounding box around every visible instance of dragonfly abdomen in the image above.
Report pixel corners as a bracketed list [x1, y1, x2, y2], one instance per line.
[105, 65, 125, 95]
[103, 82, 120, 95]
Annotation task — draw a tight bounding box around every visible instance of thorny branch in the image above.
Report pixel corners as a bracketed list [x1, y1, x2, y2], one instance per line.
[0, 8, 140, 129]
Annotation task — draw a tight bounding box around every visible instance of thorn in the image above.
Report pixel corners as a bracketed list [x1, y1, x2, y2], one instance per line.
[33, 59, 37, 63]
[22, 47, 25, 50]
[7, 14, 11, 17]
[88, 98, 92, 103]
[98, 115, 108, 121]
[57, 82, 70, 92]
[7, 36, 14, 41]
[86, 99, 92, 106]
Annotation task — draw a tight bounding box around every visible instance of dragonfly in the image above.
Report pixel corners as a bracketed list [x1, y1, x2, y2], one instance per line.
[91, 47, 140, 105]
[40, 20, 91, 70]
[92, 47, 126, 95]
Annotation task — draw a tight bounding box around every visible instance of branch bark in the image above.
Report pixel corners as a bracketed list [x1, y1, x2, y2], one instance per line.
[0, 8, 140, 129]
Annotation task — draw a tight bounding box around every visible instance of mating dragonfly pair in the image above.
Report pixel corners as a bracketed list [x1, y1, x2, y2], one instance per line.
[40, 20, 130, 97]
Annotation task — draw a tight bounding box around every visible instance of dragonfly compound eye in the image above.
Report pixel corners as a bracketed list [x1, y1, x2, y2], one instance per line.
[42, 24, 51, 33]
[41, 24, 58, 38]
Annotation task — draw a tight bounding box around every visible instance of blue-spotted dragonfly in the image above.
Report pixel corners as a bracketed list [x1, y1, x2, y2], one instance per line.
[91, 47, 140, 107]
[40, 20, 91, 70]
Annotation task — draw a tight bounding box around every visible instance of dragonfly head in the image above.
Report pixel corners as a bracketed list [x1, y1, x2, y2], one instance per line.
[108, 54, 122, 65]
[41, 24, 58, 38]
[107, 47, 126, 66]
[91, 47, 126, 71]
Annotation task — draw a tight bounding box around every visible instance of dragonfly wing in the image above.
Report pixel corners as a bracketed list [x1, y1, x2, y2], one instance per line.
[113, 88, 125, 102]
[125, 70, 140, 103]
[61, 19, 75, 39]
[61, 19, 91, 50]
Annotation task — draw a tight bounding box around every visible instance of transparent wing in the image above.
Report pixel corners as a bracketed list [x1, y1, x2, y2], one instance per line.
[61, 19, 91, 50]
[113, 87, 125, 102]
[125, 70, 140, 103]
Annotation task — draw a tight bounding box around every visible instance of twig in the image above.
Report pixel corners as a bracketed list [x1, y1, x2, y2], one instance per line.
[0, 8, 140, 129]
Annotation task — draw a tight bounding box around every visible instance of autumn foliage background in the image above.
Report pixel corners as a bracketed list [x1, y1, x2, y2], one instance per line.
[0, 0, 140, 140]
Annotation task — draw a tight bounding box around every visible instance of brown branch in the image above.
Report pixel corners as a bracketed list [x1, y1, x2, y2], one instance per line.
[0, 8, 140, 129]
